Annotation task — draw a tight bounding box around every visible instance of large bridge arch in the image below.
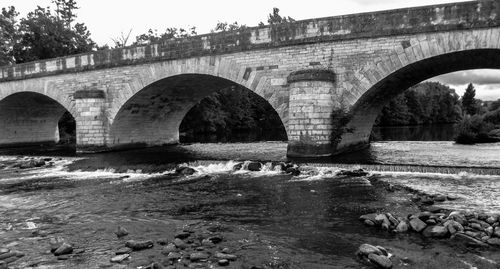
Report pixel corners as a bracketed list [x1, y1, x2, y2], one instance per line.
[0, 91, 76, 146]
[337, 30, 500, 152]
[108, 72, 288, 148]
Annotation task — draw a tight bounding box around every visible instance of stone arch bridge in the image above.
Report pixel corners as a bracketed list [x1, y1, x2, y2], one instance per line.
[1, 0, 499, 157]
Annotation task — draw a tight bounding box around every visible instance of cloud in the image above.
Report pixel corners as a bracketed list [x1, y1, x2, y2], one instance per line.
[430, 69, 500, 86]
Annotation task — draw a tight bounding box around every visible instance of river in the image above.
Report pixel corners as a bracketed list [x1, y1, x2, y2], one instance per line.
[0, 126, 499, 268]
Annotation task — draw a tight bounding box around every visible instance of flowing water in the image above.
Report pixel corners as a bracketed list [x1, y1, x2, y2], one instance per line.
[0, 138, 499, 268]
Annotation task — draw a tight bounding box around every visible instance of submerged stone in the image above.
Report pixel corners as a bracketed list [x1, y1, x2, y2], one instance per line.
[368, 253, 392, 268]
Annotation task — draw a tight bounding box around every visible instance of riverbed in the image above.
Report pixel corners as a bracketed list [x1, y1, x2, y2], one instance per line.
[0, 141, 499, 268]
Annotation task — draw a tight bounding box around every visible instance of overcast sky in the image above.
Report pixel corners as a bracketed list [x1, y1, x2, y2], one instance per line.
[2, 0, 499, 100]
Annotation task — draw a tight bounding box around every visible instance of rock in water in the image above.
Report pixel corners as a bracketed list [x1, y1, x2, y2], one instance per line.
[247, 162, 262, 171]
[125, 240, 154, 251]
[54, 243, 73, 256]
[110, 254, 130, 263]
[359, 213, 378, 223]
[49, 237, 65, 253]
[451, 233, 489, 247]
[395, 221, 409, 233]
[367, 253, 393, 268]
[214, 252, 237, 261]
[409, 218, 427, 233]
[218, 259, 230, 266]
[338, 169, 368, 177]
[175, 166, 196, 175]
[356, 244, 383, 257]
[189, 252, 209, 261]
[422, 226, 448, 238]
[115, 226, 129, 238]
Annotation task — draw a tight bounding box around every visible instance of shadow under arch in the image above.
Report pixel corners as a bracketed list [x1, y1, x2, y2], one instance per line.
[0, 91, 76, 148]
[109, 74, 288, 148]
[338, 49, 500, 151]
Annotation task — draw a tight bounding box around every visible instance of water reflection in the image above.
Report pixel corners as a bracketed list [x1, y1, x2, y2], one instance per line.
[372, 124, 456, 141]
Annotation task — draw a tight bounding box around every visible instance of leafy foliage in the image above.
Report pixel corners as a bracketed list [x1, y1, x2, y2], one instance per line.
[0, 0, 95, 65]
[375, 82, 462, 126]
[179, 86, 287, 142]
[134, 27, 197, 46]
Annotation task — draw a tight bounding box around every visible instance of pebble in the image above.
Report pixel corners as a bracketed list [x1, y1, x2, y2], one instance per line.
[161, 243, 177, 254]
[110, 254, 130, 263]
[247, 162, 262, 171]
[115, 226, 129, 238]
[54, 243, 73, 256]
[189, 252, 209, 261]
[125, 240, 154, 251]
[214, 252, 237, 261]
[166, 252, 182, 260]
[174, 232, 191, 240]
[218, 259, 230, 266]
[173, 238, 187, 249]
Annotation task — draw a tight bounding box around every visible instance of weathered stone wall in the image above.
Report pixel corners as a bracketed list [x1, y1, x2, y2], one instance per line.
[0, 1, 498, 156]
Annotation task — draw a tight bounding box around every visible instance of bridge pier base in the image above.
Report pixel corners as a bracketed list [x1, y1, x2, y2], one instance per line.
[75, 90, 109, 153]
[286, 69, 337, 158]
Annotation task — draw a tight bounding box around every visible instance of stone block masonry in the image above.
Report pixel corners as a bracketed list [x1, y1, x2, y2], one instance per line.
[0, 1, 499, 156]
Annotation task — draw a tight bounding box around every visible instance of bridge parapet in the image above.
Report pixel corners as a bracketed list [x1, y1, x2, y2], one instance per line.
[0, 0, 498, 82]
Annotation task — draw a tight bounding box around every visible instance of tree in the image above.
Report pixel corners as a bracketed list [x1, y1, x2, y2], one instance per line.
[5, 1, 95, 64]
[0, 6, 18, 65]
[461, 83, 477, 115]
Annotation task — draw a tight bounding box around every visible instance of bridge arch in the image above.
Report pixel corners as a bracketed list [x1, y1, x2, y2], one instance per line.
[0, 91, 76, 146]
[337, 30, 500, 152]
[108, 73, 288, 148]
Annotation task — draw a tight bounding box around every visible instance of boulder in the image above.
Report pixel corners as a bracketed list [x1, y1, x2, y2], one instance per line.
[422, 226, 448, 238]
[367, 253, 393, 269]
[444, 220, 464, 234]
[409, 218, 427, 233]
[125, 240, 153, 251]
[247, 162, 262, 171]
[357, 244, 383, 257]
[49, 237, 65, 253]
[395, 221, 409, 233]
[375, 214, 390, 227]
[175, 166, 196, 176]
[218, 259, 230, 266]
